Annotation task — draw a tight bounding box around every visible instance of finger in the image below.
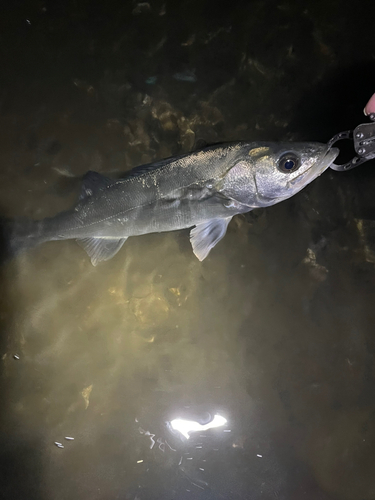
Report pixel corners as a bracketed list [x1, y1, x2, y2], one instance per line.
[364, 93, 375, 115]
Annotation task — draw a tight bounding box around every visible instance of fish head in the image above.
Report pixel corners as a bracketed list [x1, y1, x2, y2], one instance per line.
[250, 142, 339, 207]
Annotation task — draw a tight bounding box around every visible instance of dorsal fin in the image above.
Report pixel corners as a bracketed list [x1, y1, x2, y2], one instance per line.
[124, 156, 183, 178]
[79, 171, 115, 200]
[122, 143, 227, 178]
[192, 138, 210, 151]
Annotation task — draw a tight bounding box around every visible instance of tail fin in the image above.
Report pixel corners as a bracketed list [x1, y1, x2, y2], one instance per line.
[0, 217, 43, 261]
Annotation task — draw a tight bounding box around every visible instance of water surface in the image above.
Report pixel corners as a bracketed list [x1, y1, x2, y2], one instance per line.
[1, 1, 375, 499]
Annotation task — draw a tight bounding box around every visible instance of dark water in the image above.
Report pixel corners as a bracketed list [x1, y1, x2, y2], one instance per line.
[1, 1, 375, 499]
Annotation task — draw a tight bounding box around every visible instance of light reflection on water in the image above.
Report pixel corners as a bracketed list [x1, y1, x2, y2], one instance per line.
[1, 1, 375, 499]
[170, 415, 227, 439]
[3, 129, 375, 498]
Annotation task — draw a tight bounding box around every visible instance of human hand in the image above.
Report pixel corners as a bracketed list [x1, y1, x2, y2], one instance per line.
[364, 93, 375, 116]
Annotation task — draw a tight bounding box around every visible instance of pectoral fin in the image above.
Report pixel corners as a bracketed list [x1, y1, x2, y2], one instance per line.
[190, 218, 232, 261]
[76, 237, 128, 266]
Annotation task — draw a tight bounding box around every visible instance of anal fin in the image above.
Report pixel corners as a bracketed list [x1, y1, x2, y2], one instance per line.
[190, 218, 232, 261]
[76, 237, 128, 266]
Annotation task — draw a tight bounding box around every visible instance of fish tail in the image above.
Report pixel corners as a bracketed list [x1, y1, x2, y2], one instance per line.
[1, 217, 44, 259]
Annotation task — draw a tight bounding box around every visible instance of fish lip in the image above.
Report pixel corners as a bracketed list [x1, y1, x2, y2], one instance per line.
[287, 146, 339, 189]
[316, 146, 340, 172]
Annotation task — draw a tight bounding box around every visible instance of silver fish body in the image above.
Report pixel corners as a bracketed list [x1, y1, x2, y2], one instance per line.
[12, 142, 338, 265]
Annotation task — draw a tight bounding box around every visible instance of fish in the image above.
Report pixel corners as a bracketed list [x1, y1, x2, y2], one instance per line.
[9, 142, 339, 265]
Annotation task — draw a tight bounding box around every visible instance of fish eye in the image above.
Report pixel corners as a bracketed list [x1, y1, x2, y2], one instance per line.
[277, 153, 300, 173]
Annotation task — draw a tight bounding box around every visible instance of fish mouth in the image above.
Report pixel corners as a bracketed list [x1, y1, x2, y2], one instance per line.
[287, 146, 339, 191]
[315, 146, 340, 173]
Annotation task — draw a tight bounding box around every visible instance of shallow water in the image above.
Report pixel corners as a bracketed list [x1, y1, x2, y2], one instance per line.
[1, 1, 375, 499]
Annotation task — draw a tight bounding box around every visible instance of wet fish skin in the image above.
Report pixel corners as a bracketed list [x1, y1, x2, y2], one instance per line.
[10, 142, 338, 265]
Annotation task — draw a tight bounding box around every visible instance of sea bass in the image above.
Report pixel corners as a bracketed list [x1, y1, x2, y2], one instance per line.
[10, 142, 339, 265]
